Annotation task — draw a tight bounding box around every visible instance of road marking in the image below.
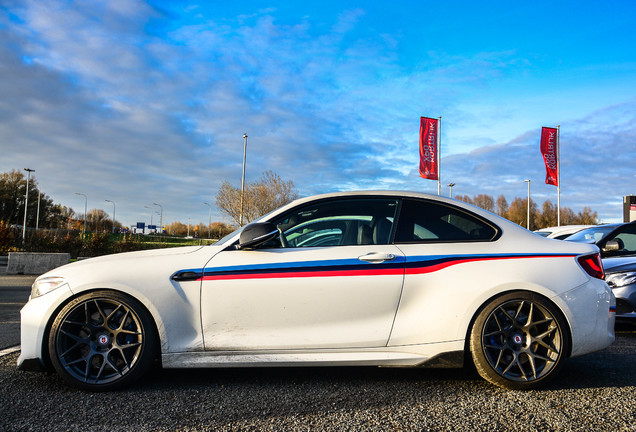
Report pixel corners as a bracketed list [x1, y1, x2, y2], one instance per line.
[0, 321, 20, 324]
[0, 345, 20, 357]
[0, 302, 24, 305]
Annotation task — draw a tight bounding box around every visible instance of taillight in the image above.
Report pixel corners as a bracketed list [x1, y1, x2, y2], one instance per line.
[577, 253, 605, 280]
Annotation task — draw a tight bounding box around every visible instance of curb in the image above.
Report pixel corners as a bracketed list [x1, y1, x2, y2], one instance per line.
[0, 345, 20, 358]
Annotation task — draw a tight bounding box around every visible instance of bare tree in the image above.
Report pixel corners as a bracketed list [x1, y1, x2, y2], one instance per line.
[216, 170, 299, 226]
[472, 194, 495, 212]
[575, 207, 599, 225]
[495, 195, 508, 217]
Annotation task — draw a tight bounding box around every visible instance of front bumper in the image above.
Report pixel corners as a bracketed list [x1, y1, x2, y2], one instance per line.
[17, 284, 74, 371]
[612, 282, 636, 321]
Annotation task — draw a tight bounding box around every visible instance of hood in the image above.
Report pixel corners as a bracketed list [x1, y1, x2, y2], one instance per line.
[39, 244, 222, 280]
[603, 256, 636, 273]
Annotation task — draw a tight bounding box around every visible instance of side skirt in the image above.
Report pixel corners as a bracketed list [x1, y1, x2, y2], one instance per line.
[161, 341, 464, 369]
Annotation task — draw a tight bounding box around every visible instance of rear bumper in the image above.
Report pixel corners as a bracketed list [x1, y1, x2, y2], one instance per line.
[555, 277, 615, 357]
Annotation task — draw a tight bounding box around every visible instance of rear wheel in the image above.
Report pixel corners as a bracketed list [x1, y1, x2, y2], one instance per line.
[48, 290, 157, 391]
[470, 292, 570, 390]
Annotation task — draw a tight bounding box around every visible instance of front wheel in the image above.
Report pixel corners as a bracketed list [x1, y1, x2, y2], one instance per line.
[469, 292, 570, 390]
[48, 290, 158, 391]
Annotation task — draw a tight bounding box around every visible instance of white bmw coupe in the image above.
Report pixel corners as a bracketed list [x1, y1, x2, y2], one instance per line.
[19, 191, 615, 391]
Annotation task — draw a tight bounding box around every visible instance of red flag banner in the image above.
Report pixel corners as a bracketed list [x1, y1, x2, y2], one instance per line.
[540, 127, 559, 186]
[419, 117, 438, 180]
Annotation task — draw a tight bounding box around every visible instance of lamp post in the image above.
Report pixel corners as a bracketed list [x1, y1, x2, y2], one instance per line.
[75, 192, 87, 234]
[22, 168, 35, 242]
[524, 179, 531, 230]
[144, 206, 154, 231]
[448, 182, 456, 198]
[105, 200, 116, 233]
[203, 202, 212, 239]
[240, 133, 248, 227]
[153, 202, 163, 234]
[35, 190, 41, 231]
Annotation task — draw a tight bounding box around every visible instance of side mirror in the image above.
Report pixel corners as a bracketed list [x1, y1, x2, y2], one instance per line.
[602, 239, 622, 253]
[238, 222, 279, 249]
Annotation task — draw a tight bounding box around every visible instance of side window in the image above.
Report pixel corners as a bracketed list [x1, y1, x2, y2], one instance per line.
[263, 198, 399, 248]
[394, 199, 498, 243]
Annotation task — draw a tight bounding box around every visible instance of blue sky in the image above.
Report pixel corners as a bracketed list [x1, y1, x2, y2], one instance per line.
[1, 0, 635, 227]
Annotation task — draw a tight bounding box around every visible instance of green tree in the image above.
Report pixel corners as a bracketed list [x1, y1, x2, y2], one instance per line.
[0, 169, 72, 228]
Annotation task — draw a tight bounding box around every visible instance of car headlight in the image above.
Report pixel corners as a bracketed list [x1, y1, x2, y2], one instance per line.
[605, 272, 636, 289]
[31, 277, 68, 299]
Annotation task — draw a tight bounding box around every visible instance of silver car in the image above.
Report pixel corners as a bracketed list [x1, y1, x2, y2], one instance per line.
[567, 222, 636, 322]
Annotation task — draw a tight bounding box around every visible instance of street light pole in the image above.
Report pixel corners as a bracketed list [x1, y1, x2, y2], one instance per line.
[524, 179, 531, 230]
[75, 192, 87, 235]
[36, 191, 41, 231]
[22, 168, 35, 242]
[105, 200, 116, 233]
[240, 133, 248, 227]
[153, 202, 163, 234]
[144, 206, 154, 232]
[448, 182, 456, 198]
[203, 202, 212, 239]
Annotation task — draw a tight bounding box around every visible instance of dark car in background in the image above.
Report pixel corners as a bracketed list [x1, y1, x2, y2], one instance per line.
[567, 222, 636, 323]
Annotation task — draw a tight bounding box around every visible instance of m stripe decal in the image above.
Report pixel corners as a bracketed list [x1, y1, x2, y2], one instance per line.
[173, 253, 576, 282]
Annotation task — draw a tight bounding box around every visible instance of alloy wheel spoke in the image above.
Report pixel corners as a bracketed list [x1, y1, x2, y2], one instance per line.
[94, 300, 108, 324]
[523, 302, 534, 326]
[60, 328, 87, 344]
[514, 301, 526, 322]
[60, 342, 83, 357]
[524, 353, 538, 379]
[106, 305, 123, 325]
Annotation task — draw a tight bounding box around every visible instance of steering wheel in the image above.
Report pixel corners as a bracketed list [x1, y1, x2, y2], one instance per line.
[278, 227, 289, 248]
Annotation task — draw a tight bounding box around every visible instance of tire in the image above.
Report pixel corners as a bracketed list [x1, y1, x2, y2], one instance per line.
[469, 291, 570, 390]
[48, 290, 158, 391]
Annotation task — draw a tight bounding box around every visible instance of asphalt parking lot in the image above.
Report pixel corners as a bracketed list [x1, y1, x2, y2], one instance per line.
[1, 275, 635, 431]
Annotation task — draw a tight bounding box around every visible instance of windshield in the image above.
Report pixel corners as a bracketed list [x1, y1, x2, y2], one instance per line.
[566, 225, 617, 243]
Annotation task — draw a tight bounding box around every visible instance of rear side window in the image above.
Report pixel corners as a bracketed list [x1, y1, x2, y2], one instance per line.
[394, 199, 498, 243]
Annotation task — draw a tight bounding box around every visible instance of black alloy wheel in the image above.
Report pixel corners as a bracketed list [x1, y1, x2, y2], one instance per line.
[470, 291, 570, 390]
[49, 290, 157, 391]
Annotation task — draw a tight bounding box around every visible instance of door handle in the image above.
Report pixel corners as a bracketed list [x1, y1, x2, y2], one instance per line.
[358, 252, 396, 263]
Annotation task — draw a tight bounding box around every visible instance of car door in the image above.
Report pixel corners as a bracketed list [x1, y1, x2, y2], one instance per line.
[200, 197, 405, 350]
[388, 198, 500, 346]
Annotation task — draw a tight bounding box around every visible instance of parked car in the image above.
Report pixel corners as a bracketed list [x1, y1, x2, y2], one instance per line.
[534, 225, 594, 240]
[567, 222, 636, 323]
[19, 191, 615, 391]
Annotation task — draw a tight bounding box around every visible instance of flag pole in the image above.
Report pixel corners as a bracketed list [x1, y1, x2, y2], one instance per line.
[557, 124, 561, 226]
[437, 116, 442, 195]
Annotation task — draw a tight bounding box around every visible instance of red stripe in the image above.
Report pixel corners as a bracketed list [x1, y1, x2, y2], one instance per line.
[200, 267, 404, 281]
[200, 254, 577, 281]
[406, 254, 577, 275]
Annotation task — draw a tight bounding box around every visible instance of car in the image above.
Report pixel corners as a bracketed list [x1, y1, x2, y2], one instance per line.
[567, 222, 636, 322]
[533, 225, 594, 240]
[19, 191, 615, 391]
